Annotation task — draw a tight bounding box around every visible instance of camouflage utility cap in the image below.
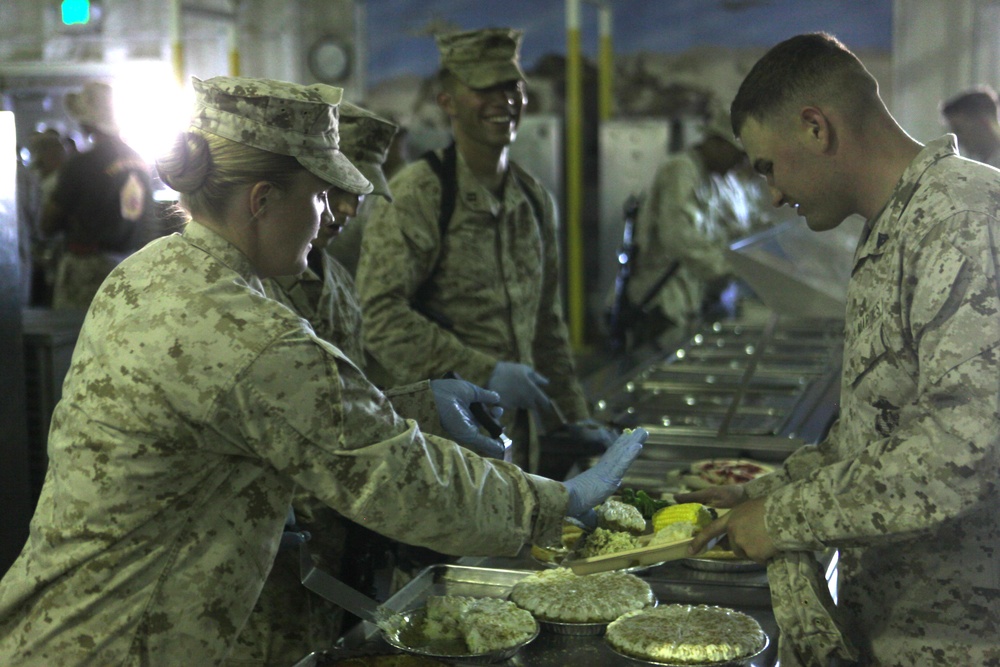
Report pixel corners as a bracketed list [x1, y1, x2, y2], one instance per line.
[190, 76, 372, 196]
[436, 28, 526, 89]
[338, 103, 399, 202]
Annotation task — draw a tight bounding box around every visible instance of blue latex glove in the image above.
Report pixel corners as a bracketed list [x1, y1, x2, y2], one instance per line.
[280, 506, 311, 551]
[563, 428, 648, 527]
[564, 419, 619, 450]
[430, 378, 506, 458]
[487, 361, 552, 412]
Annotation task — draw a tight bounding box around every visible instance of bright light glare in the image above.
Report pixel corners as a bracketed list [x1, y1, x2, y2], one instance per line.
[112, 62, 193, 168]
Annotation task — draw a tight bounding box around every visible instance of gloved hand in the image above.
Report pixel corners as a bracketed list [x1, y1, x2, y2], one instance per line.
[563, 428, 647, 527]
[564, 419, 619, 451]
[280, 506, 311, 551]
[487, 361, 552, 413]
[430, 378, 506, 458]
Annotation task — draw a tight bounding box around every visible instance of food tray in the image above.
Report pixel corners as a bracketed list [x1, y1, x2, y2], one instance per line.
[566, 535, 711, 576]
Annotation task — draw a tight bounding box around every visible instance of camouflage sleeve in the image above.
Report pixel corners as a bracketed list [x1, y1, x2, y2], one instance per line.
[764, 215, 1000, 551]
[529, 185, 590, 421]
[216, 330, 566, 555]
[357, 166, 498, 386]
[745, 420, 845, 499]
[382, 380, 445, 438]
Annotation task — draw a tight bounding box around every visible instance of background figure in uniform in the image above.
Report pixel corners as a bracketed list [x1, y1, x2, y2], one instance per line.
[41, 81, 155, 310]
[326, 112, 410, 279]
[357, 27, 616, 474]
[624, 103, 765, 347]
[0, 75, 647, 666]
[26, 130, 69, 306]
[940, 85, 1000, 168]
[681, 33, 1000, 666]
[228, 102, 405, 665]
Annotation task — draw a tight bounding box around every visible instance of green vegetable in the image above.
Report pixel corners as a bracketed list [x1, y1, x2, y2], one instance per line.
[618, 488, 673, 520]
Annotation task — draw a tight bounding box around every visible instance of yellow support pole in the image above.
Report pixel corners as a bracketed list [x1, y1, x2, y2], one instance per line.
[171, 0, 185, 88]
[597, 4, 613, 122]
[565, 0, 585, 349]
[228, 21, 241, 76]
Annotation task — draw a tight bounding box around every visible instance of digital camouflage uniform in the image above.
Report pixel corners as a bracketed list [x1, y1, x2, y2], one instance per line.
[223, 252, 364, 666]
[357, 152, 589, 472]
[265, 253, 364, 364]
[357, 28, 590, 473]
[745, 137, 1000, 665]
[0, 221, 567, 667]
[227, 105, 400, 666]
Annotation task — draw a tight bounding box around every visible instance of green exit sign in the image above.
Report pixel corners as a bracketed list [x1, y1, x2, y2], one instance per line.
[61, 0, 90, 25]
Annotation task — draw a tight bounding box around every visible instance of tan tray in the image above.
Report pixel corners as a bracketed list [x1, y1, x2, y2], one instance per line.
[567, 534, 719, 576]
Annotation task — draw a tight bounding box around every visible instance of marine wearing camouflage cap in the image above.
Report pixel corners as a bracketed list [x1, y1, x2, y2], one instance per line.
[190, 76, 373, 196]
[338, 102, 400, 202]
[435, 27, 527, 89]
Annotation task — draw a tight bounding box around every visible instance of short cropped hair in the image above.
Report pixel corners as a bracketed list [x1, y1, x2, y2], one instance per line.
[941, 86, 1000, 120]
[731, 32, 881, 137]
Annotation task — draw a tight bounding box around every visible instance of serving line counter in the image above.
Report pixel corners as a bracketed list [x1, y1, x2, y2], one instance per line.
[295, 309, 844, 666]
[307, 553, 781, 666]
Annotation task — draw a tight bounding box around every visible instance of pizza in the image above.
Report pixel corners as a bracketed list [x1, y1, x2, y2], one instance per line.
[687, 458, 775, 487]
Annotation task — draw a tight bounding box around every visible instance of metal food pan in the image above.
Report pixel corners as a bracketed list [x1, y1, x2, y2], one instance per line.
[333, 564, 779, 667]
[610, 385, 803, 412]
[614, 417, 785, 438]
[638, 434, 803, 462]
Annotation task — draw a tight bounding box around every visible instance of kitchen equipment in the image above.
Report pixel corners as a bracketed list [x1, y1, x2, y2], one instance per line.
[299, 542, 386, 626]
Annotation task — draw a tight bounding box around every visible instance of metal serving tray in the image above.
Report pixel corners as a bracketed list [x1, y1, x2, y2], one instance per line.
[318, 563, 778, 667]
[636, 434, 805, 463]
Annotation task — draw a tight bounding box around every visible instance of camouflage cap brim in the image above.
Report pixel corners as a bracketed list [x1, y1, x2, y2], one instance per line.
[190, 76, 372, 196]
[297, 152, 373, 196]
[350, 159, 392, 202]
[450, 61, 526, 90]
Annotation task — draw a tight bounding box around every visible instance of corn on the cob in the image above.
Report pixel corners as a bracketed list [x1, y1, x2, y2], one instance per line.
[651, 503, 713, 533]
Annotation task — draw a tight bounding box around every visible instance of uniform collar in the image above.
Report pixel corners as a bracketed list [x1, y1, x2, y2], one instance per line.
[182, 221, 266, 294]
[455, 148, 505, 216]
[854, 136, 958, 263]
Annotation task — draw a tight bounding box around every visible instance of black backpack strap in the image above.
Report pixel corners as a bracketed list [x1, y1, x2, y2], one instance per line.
[412, 143, 458, 329]
[421, 142, 458, 239]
